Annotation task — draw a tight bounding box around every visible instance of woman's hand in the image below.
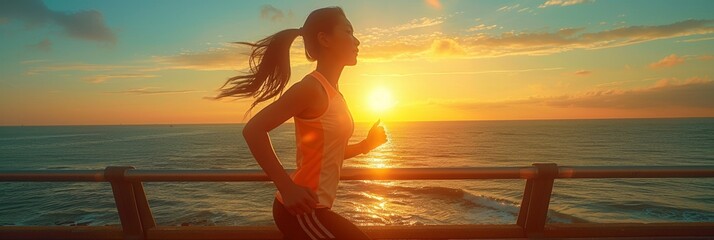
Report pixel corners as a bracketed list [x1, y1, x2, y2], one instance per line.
[362, 119, 388, 153]
[280, 183, 318, 216]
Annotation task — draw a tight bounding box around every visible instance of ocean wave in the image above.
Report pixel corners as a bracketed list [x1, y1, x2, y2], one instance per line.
[599, 201, 714, 222]
[346, 181, 590, 224]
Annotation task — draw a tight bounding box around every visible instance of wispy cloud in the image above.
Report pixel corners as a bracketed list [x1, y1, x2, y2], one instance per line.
[428, 38, 465, 56]
[106, 87, 203, 95]
[699, 55, 714, 61]
[497, 4, 521, 12]
[359, 15, 447, 43]
[362, 67, 563, 77]
[0, 0, 116, 44]
[83, 73, 158, 83]
[678, 36, 714, 43]
[148, 42, 310, 71]
[573, 70, 592, 76]
[547, 77, 714, 109]
[358, 19, 714, 61]
[26, 38, 51, 52]
[649, 54, 685, 69]
[467, 24, 499, 32]
[260, 4, 293, 23]
[433, 77, 714, 110]
[594, 78, 656, 88]
[150, 45, 250, 71]
[394, 17, 445, 31]
[21, 41, 306, 76]
[539, 0, 594, 8]
[25, 63, 130, 75]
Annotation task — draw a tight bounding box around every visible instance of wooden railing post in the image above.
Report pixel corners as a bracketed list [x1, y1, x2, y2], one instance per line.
[105, 166, 155, 240]
[132, 178, 156, 232]
[516, 163, 558, 238]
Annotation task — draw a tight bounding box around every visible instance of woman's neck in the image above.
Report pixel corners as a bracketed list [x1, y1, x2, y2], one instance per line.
[316, 61, 344, 90]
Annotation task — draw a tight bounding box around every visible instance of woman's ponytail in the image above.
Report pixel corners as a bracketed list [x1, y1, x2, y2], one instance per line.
[216, 7, 345, 116]
[215, 28, 302, 112]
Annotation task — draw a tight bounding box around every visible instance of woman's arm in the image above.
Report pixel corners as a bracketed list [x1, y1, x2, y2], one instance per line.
[344, 119, 387, 160]
[344, 141, 368, 160]
[242, 80, 319, 215]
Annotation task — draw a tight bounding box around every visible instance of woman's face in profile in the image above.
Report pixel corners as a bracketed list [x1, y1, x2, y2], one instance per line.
[323, 16, 360, 66]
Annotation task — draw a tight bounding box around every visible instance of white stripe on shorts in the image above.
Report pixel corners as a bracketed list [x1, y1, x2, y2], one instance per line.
[311, 211, 335, 239]
[302, 213, 326, 239]
[296, 214, 319, 240]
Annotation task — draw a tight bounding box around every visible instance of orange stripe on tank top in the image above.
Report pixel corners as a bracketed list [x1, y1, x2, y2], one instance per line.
[293, 119, 324, 194]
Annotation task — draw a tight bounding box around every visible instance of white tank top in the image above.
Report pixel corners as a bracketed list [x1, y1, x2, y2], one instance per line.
[276, 70, 354, 208]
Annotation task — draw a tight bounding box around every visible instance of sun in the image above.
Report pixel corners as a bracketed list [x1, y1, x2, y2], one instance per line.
[367, 87, 396, 114]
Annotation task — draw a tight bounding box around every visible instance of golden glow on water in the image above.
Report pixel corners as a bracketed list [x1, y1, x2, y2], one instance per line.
[370, 158, 388, 168]
[354, 190, 391, 224]
[367, 139, 393, 169]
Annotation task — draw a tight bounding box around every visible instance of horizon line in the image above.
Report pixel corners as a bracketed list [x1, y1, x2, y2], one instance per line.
[1, 116, 713, 127]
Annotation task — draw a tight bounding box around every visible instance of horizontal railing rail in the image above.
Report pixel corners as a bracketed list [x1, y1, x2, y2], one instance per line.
[4, 165, 712, 182]
[1, 164, 713, 239]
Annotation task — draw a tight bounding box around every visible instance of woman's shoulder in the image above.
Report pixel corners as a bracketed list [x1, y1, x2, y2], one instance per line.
[298, 74, 321, 88]
[293, 74, 329, 96]
[280, 74, 323, 102]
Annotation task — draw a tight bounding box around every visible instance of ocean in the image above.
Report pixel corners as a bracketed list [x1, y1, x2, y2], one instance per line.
[1, 118, 713, 227]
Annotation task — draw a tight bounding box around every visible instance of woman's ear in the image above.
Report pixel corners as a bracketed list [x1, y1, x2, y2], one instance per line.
[317, 32, 331, 49]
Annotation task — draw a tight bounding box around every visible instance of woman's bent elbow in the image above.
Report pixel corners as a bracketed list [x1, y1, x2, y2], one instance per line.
[242, 121, 264, 140]
[242, 121, 258, 141]
[242, 124, 251, 138]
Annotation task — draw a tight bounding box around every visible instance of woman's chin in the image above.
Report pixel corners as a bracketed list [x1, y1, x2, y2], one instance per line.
[346, 58, 358, 66]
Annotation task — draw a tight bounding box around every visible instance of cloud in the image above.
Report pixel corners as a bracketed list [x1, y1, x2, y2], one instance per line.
[148, 41, 313, 71]
[517, 7, 532, 13]
[394, 17, 445, 31]
[359, 16, 446, 42]
[573, 70, 592, 76]
[428, 39, 465, 56]
[357, 19, 714, 61]
[434, 77, 714, 110]
[467, 24, 498, 32]
[467, 19, 714, 54]
[547, 77, 714, 109]
[83, 73, 158, 83]
[678, 36, 714, 43]
[25, 63, 129, 75]
[26, 38, 51, 52]
[151, 47, 248, 71]
[23, 41, 308, 76]
[260, 4, 293, 23]
[106, 87, 202, 95]
[539, 0, 594, 8]
[0, 0, 116, 44]
[362, 67, 563, 77]
[649, 54, 685, 69]
[53, 10, 116, 43]
[699, 55, 714, 61]
[497, 4, 520, 12]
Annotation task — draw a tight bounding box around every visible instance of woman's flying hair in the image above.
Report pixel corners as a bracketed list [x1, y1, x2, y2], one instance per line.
[214, 7, 346, 115]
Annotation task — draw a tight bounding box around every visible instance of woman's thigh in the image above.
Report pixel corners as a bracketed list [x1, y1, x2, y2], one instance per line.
[272, 198, 371, 240]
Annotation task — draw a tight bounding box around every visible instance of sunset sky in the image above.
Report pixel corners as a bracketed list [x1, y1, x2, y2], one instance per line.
[1, 0, 713, 126]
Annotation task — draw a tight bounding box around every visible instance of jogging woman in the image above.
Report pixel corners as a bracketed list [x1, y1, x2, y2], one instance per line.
[215, 7, 387, 240]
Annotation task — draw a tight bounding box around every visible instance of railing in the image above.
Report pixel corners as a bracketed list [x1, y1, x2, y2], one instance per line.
[1, 163, 713, 239]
